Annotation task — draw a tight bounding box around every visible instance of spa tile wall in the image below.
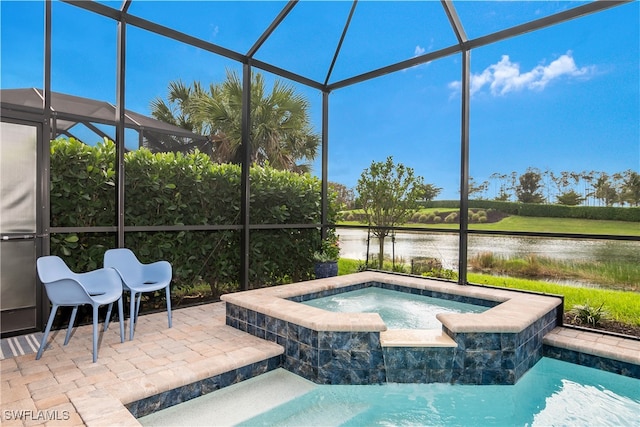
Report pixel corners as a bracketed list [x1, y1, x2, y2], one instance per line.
[443, 309, 559, 385]
[226, 282, 560, 385]
[226, 302, 385, 385]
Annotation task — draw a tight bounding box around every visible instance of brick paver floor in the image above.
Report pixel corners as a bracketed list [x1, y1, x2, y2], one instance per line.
[0, 302, 282, 426]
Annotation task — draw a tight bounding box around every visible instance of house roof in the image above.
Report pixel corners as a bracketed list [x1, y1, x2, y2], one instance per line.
[0, 88, 206, 141]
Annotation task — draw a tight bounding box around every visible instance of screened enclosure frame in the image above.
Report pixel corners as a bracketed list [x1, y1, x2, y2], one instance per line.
[33, 0, 635, 290]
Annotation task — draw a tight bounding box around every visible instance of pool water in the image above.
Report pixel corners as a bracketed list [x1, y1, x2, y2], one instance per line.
[302, 286, 488, 329]
[140, 358, 640, 427]
[238, 358, 640, 427]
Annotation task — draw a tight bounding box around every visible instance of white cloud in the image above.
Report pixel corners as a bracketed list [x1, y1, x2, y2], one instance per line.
[450, 51, 595, 96]
[414, 45, 426, 57]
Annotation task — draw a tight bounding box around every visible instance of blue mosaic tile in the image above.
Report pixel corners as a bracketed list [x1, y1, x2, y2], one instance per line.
[247, 310, 257, 326]
[275, 318, 287, 336]
[426, 369, 453, 383]
[200, 376, 220, 394]
[482, 368, 515, 385]
[426, 349, 454, 370]
[370, 350, 385, 369]
[298, 327, 318, 347]
[127, 357, 281, 418]
[501, 350, 516, 369]
[450, 368, 482, 385]
[386, 368, 425, 383]
[351, 350, 371, 370]
[285, 339, 299, 359]
[331, 349, 352, 369]
[317, 349, 334, 369]
[404, 349, 428, 369]
[500, 334, 517, 351]
[299, 343, 316, 365]
[287, 323, 301, 342]
[351, 332, 371, 352]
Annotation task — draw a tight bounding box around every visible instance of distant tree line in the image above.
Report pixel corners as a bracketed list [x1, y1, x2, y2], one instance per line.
[470, 168, 639, 207]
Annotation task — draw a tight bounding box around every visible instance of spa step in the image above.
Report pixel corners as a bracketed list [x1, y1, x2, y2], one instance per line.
[380, 329, 458, 348]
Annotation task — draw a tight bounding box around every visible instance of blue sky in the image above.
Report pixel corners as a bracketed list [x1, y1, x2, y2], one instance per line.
[1, 1, 638, 201]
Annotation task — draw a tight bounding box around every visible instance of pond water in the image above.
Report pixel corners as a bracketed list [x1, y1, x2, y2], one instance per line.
[337, 228, 639, 270]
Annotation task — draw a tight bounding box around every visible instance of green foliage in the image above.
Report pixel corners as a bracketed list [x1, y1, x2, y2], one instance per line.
[516, 168, 545, 203]
[50, 137, 116, 227]
[468, 252, 639, 291]
[444, 212, 457, 223]
[468, 273, 640, 327]
[49, 137, 337, 294]
[422, 268, 458, 281]
[313, 230, 340, 262]
[423, 200, 640, 222]
[556, 190, 585, 206]
[152, 71, 319, 172]
[569, 302, 609, 327]
[356, 156, 424, 267]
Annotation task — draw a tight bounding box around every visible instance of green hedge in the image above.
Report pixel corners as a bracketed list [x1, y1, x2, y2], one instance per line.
[422, 200, 640, 222]
[50, 138, 336, 295]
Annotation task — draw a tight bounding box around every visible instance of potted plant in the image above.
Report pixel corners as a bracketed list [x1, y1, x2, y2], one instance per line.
[313, 232, 340, 278]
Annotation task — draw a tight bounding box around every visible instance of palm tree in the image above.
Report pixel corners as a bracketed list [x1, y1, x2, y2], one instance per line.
[151, 70, 319, 172]
[150, 80, 209, 134]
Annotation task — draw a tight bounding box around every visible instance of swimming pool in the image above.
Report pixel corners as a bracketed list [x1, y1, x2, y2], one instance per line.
[139, 358, 640, 426]
[302, 286, 488, 329]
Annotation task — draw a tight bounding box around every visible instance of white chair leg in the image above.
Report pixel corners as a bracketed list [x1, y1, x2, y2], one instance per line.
[165, 285, 172, 328]
[104, 302, 114, 332]
[117, 296, 125, 343]
[64, 306, 79, 345]
[36, 304, 58, 360]
[92, 305, 99, 363]
[135, 293, 142, 322]
[129, 292, 137, 340]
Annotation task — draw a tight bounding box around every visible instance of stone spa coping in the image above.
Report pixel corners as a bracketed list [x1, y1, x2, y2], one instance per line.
[221, 271, 564, 338]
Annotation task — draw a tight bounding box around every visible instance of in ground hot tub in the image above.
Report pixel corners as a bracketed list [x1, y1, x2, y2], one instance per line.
[221, 272, 562, 385]
[302, 286, 488, 329]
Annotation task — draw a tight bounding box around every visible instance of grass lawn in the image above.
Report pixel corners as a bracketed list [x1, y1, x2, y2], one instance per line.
[339, 212, 640, 236]
[467, 273, 640, 326]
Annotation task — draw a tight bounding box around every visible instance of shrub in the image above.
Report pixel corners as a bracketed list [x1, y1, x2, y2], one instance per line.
[418, 214, 429, 223]
[569, 302, 609, 327]
[50, 137, 339, 292]
[444, 212, 458, 223]
[470, 252, 498, 269]
[433, 216, 443, 223]
[411, 257, 442, 275]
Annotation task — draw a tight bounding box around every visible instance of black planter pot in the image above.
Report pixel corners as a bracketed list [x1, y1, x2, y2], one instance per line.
[314, 261, 338, 278]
